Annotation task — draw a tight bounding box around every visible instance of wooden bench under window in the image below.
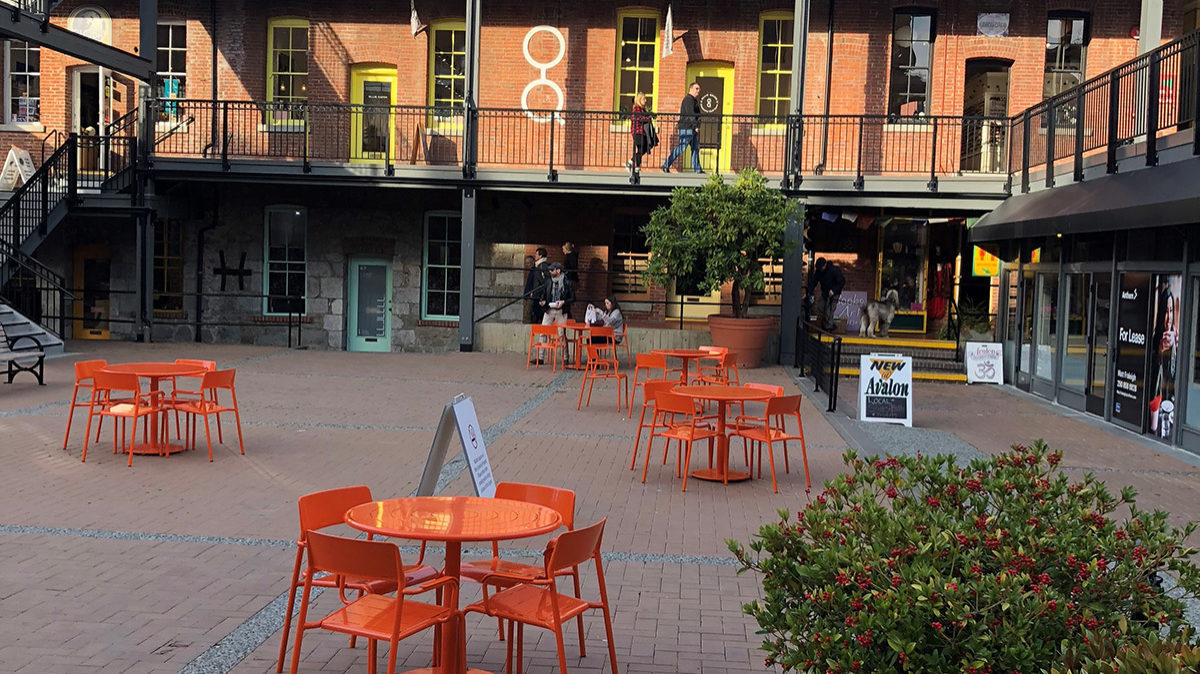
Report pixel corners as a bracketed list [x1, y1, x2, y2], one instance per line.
[0, 322, 45, 385]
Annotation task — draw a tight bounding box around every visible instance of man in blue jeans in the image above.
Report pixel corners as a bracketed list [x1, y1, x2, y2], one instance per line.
[662, 82, 703, 173]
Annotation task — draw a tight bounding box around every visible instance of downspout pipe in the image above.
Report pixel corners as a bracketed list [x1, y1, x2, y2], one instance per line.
[194, 188, 218, 342]
[210, 0, 218, 152]
[818, 0, 833, 172]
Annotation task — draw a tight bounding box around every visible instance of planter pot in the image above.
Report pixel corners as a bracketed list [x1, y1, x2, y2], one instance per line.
[707, 314, 775, 369]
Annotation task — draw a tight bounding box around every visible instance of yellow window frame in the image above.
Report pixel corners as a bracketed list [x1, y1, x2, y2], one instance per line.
[756, 11, 794, 128]
[427, 18, 467, 132]
[613, 8, 660, 114]
[266, 17, 309, 126]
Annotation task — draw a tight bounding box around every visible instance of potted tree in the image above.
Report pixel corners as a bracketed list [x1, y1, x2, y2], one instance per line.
[642, 169, 799, 368]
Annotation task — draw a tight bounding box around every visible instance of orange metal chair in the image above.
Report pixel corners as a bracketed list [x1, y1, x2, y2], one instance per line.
[82, 371, 167, 466]
[629, 379, 675, 470]
[464, 519, 619, 674]
[692, 349, 740, 386]
[577, 338, 628, 412]
[627, 352, 667, 418]
[731, 394, 810, 492]
[730, 383, 785, 472]
[169, 358, 217, 438]
[171, 369, 245, 461]
[615, 324, 632, 366]
[528, 324, 565, 371]
[694, 346, 727, 379]
[277, 486, 438, 673]
[643, 391, 718, 491]
[287, 530, 458, 674]
[62, 359, 107, 452]
[461, 482, 583, 649]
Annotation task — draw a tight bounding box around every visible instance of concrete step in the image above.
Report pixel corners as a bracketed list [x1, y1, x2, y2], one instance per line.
[0, 301, 65, 357]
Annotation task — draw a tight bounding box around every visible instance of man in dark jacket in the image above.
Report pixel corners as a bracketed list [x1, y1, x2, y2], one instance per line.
[661, 82, 703, 174]
[539, 262, 575, 327]
[526, 247, 550, 324]
[806, 257, 846, 331]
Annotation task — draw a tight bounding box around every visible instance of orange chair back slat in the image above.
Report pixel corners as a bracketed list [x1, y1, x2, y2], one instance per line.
[766, 394, 803, 416]
[176, 358, 217, 371]
[699, 345, 727, 355]
[304, 530, 402, 586]
[495, 482, 575, 530]
[545, 519, 605, 576]
[297, 485, 373, 540]
[654, 390, 698, 415]
[74, 359, 107, 382]
[201, 368, 237, 390]
[744, 382, 784, 396]
[531, 324, 561, 338]
[92, 371, 142, 398]
[635, 353, 667, 370]
[642, 380, 675, 403]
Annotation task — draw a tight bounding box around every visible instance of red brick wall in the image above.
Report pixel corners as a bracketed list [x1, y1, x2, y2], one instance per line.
[0, 1, 1177, 167]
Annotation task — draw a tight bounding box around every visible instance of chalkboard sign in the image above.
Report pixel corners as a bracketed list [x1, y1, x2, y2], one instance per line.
[859, 353, 913, 426]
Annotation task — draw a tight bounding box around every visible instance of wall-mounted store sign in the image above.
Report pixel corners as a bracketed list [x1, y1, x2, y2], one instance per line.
[1113, 273, 1150, 429]
[977, 13, 1010, 37]
[972, 246, 1000, 277]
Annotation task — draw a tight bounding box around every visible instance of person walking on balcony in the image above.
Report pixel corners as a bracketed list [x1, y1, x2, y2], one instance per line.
[626, 92, 655, 173]
[805, 257, 845, 331]
[662, 82, 703, 174]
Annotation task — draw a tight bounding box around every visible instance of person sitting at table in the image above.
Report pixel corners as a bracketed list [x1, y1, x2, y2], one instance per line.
[588, 296, 625, 344]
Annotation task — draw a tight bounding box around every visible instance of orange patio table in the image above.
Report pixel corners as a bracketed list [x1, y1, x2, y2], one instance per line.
[345, 496, 563, 674]
[561, 320, 592, 370]
[99, 362, 206, 457]
[674, 384, 773, 484]
[652, 348, 710, 384]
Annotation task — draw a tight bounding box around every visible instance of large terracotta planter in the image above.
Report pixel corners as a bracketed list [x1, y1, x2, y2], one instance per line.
[707, 314, 775, 369]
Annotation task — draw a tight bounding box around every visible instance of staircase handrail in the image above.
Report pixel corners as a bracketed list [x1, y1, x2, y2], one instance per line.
[105, 107, 140, 137]
[0, 134, 73, 225]
[0, 238, 73, 300]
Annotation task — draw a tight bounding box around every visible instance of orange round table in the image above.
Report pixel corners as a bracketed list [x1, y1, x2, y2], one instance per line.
[345, 496, 563, 674]
[99, 362, 207, 456]
[674, 385, 773, 483]
[652, 348, 711, 384]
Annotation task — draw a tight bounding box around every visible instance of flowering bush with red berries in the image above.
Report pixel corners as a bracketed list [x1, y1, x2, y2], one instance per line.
[727, 441, 1200, 673]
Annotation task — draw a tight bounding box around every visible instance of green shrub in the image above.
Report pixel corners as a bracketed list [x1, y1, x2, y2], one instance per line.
[1052, 625, 1200, 673]
[728, 441, 1200, 673]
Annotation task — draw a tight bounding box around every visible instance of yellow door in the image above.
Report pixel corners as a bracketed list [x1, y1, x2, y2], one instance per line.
[73, 244, 111, 340]
[684, 61, 734, 173]
[350, 65, 397, 164]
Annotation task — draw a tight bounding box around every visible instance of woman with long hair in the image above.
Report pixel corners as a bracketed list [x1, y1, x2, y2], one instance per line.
[588, 296, 625, 344]
[627, 92, 651, 172]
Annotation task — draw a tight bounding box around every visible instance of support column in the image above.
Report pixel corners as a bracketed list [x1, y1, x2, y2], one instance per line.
[136, 208, 155, 343]
[779, 210, 805, 366]
[139, 0, 158, 75]
[458, 187, 477, 351]
[1138, 0, 1163, 55]
[781, 0, 810, 364]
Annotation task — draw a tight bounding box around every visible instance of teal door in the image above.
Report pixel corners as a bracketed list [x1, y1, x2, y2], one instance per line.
[347, 257, 392, 352]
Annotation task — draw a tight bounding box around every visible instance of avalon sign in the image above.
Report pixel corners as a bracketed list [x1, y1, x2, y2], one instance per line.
[859, 353, 913, 427]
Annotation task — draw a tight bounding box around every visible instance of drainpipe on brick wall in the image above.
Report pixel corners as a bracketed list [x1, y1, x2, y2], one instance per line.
[818, 0, 833, 172]
[210, 0, 218, 152]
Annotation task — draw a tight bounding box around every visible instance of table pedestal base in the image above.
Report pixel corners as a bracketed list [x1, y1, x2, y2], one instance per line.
[402, 668, 491, 674]
[690, 468, 751, 482]
[125, 442, 187, 456]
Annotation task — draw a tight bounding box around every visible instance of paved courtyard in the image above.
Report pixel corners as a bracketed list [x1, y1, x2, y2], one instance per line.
[1, 342, 1198, 673]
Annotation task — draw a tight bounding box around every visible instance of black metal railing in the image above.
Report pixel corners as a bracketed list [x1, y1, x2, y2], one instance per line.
[0, 136, 73, 259]
[1011, 30, 1199, 189]
[794, 317, 842, 412]
[0, 238, 73, 338]
[146, 98, 1009, 182]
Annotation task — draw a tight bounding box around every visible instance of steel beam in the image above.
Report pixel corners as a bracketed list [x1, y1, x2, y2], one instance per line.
[458, 187, 477, 351]
[0, 6, 152, 79]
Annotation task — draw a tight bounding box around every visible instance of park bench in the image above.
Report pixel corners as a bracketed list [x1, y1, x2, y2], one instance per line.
[0, 321, 45, 385]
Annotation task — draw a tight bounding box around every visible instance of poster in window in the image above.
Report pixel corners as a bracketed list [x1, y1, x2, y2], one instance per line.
[1147, 275, 1181, 440]
[1112, 273, 1150, 429]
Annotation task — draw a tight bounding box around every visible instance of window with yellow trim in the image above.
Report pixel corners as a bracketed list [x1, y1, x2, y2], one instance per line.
[266, 18, 308, 123]
[153, 218, 184, 313]
[615, 11, 658, 112]
[757, 14, 793, 124]
[428, 20, 466, 125]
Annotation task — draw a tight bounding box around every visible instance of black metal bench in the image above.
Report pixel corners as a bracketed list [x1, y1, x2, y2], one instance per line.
[0, 322, 45, 385]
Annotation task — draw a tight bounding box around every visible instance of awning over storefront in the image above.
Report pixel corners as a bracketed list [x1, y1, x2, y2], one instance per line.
[969, 158, 1200, 243]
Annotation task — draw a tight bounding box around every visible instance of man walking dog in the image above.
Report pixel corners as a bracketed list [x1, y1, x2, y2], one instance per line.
[805, 257, 845, 331]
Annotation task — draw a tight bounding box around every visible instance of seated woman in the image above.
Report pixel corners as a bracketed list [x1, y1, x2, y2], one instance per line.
[588, 296, 625, 344]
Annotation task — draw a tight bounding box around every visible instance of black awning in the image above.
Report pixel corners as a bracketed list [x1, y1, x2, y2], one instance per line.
[969, 158, 1200, 242]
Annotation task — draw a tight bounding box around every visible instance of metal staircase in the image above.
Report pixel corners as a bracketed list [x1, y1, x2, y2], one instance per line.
[0, 111, 140, 347]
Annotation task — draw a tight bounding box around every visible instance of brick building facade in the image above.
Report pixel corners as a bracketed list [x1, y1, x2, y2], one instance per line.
[0, 0, 1191, 353]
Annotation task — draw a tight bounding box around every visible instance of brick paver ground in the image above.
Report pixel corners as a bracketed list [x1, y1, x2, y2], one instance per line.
[1, 342, 1197, 673]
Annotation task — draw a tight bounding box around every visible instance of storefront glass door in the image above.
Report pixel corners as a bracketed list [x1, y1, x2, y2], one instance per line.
[1085, 273, 1111, 416]
[1017, 271, 1034, 390]
[1032, 272, 1059, 395]
[1061, 273, 1087, 394]
[1185, 276, 1200, 434]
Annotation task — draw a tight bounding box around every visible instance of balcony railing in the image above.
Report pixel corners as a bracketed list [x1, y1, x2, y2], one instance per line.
[147, 98, 1009, 184]
[1010, 30, 1199, 190]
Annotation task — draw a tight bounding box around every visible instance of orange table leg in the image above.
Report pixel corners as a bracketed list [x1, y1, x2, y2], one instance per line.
[403, 540, 488, 674]
[690, 400, 750, 483]
[125, 376, 187, 456]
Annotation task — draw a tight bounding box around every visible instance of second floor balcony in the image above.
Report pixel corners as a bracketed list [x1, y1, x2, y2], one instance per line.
[146, 98, 1012, 201]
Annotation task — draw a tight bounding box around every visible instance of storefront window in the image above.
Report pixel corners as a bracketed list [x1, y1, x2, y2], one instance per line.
[1187, 277, 1200, 429]
[1019, 272, 1034, 380]
[879, 219, 926, 309]
[1035, 273, 1058, 380]
[1061, 273, 1087, 392]
[1148, 275, 1181, 440]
